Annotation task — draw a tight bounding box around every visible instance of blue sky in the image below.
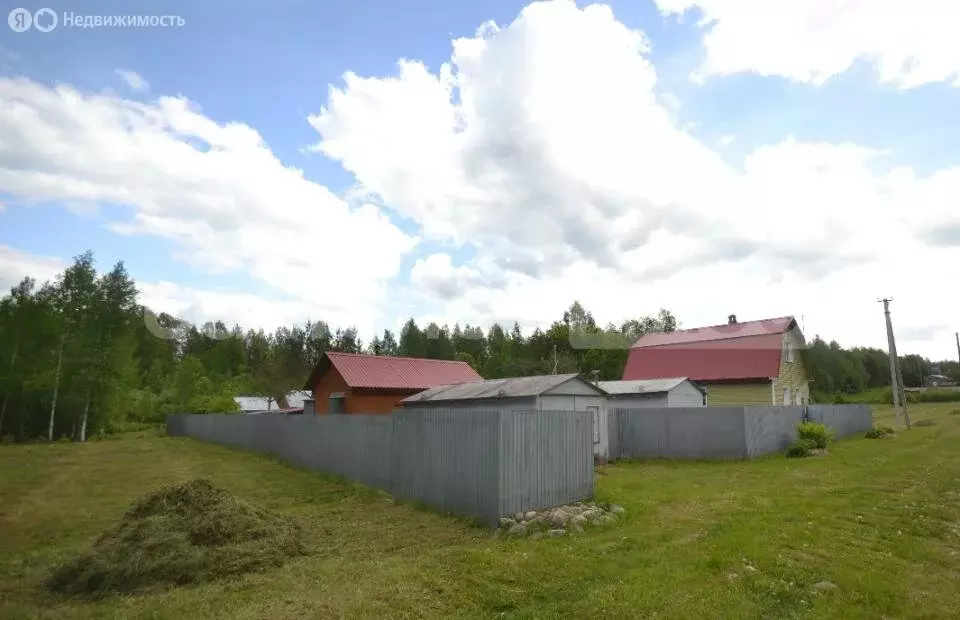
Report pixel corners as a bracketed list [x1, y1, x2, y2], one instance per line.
[2, 0, 959, 357]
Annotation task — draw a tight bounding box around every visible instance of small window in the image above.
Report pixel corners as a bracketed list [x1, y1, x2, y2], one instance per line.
[783, 388, 791, 405]
[785, 341, 794, 363]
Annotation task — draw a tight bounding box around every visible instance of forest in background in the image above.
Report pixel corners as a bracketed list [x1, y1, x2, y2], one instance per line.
[1, 252, 958, 442]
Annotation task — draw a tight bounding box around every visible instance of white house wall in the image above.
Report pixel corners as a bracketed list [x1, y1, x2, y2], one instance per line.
[666, 382, 707, 407]
[607, 393, 669, 409]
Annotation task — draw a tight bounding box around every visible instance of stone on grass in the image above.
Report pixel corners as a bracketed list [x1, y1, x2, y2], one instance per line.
[508, 523, 527, 536]
[547, 529, 566, 537]
[514, 512, 523, 521]
[524, 511, 537, 520]
[812, 581, 837, 592]
[610, 504, 626, 514]
[499, 517, 515, 528]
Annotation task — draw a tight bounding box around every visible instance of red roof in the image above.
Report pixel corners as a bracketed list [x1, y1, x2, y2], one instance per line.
[304, 352, 482, 391]
[623, 316, 798, 382]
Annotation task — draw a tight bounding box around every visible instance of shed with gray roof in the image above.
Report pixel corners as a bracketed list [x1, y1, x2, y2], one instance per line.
[401, 374, 612, 458]
[598, 378, 706, 408]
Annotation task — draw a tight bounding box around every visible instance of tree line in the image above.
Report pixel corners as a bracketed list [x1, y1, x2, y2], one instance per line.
[1, 251, 957, 442]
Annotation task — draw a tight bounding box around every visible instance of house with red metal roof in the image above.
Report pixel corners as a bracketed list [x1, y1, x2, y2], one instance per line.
[302, 352, 483, 414]
[622, 314, 810, 406]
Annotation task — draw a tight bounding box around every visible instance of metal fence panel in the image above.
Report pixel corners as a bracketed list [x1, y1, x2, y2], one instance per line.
[167, 409, 598, 525]
[807, 404, 873, 438]
[498, 410, 593, 517]
[743, 406, 805, 457]
[390, 408, 502, 524]
[616, 407, 747, 459]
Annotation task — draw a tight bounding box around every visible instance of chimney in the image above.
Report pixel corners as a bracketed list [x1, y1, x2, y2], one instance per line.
[728, 314, 737, 325]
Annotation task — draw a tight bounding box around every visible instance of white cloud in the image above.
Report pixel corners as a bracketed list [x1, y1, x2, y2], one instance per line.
[653, 0, 960, 88]
[0, 77, 418, 333]
[0, 245, 64, 293]
[3, 0, 959, 360]
[115, 69, 149, 92]
[718, 134, 734, 146]
[307, 0, 960, 359]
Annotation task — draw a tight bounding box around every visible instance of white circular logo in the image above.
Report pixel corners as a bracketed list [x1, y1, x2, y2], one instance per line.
[8, 7, 31, 32]
[34, 7, 57, 32]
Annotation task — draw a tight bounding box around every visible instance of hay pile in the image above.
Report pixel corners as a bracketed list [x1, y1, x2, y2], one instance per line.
[48, 479, 305, 595]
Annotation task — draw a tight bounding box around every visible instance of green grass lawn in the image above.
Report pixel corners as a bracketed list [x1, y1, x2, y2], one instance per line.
[2, 403, 959, 619]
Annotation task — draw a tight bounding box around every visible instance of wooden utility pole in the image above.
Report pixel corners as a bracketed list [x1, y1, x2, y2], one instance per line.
[880, 298, 910, 429]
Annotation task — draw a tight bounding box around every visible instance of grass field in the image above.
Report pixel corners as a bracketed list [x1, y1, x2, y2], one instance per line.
[2, 403, 959, 619]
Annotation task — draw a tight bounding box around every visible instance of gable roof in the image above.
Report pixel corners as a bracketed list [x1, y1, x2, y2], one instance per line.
[632, 316, 797, 348]
[598, 378, 705, 395]
[401, 373, 604, 403]
[623, 316, 800, 382]
[303, 352, 482, 391]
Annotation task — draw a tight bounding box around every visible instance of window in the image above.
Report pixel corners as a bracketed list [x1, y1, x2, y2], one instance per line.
[785, 340, 794, 363]
[328, 394, 346, 414]
[783, 388, 791, 405]
[795, 389, 803, 406]
[587, 406, 600, 444]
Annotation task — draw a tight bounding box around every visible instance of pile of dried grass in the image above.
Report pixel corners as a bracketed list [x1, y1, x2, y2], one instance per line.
[48, 479, 304, 596]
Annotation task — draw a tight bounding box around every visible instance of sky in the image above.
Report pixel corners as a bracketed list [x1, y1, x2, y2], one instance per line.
[1, 0, 959, 360]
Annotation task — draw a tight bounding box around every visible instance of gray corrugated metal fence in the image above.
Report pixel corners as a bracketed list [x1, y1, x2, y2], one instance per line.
[743, 406, 805, 458]
[616, 407, 747, 459]
[614, 404, 874, 460]
[167, 408, 593, 525]
[498, 410, 593, 516]
[806, 404, 873, 438]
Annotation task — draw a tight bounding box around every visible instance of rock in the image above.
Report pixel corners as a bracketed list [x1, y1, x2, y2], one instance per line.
[812, 581, 837, 592]
[514, 512, 524, 521]
[548, 513, 568, 528]
[530, 531, 543, 540]
[744, 565, 757, 573]
[610, 504, 626, 514]
[498, 517, 515, 528]
[508, 523, 527, 536]
[547, 529, 566, 537]
[727, 572, 739, 581]
[524, 511, 537, 520]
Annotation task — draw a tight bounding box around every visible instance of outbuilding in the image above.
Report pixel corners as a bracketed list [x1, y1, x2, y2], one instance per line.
[302, 351, 483, 415]
[400, 373, 611, 458]
[598, 378, 706, 408]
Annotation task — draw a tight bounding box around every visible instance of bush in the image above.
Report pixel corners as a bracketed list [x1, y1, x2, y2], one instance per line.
[865, 425, 894, 439]
[949, 409, 960, 416]
[797, 422, 834, 449]
[786, 438, 817, 458]
[47, 479, 305, 596]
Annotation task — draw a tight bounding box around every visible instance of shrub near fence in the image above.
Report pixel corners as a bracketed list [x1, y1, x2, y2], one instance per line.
[167, 409, 593, 526]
